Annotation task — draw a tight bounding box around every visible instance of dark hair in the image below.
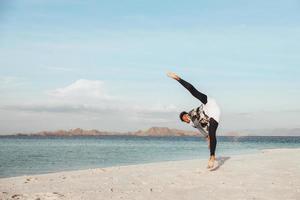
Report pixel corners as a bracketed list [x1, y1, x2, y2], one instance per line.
[179, 111, 188, 121]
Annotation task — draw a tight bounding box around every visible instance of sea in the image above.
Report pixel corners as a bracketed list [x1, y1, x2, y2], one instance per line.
[0, 136, 299, 178]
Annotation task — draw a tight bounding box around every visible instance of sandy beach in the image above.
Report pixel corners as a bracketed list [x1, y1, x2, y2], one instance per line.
[1, 148, 299, 200]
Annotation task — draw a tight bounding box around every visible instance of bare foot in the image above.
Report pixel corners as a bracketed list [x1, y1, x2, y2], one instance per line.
[207, 156, 215, 169]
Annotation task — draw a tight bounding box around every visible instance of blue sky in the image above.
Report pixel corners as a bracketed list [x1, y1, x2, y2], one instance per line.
[0, 0, 299, 134]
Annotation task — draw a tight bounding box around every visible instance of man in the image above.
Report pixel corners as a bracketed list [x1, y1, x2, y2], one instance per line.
[167, 72, 221, 168]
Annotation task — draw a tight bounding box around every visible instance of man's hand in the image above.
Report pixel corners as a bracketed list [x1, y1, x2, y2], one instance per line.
[167, 72, 180, 80]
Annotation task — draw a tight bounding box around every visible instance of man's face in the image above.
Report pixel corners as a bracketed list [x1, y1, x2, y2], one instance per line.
[182, 114, 190, 123]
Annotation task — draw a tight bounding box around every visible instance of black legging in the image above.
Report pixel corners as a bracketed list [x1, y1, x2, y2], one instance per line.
[209, 118, 218, 156]
[178, 78, 218, 156]
[178, 78, 207, 104]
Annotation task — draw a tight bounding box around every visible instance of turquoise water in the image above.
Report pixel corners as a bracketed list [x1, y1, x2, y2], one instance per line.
[0, 136, 299, 178]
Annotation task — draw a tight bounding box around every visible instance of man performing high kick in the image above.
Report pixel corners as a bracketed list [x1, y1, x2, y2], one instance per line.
[167, 72, 221, 169]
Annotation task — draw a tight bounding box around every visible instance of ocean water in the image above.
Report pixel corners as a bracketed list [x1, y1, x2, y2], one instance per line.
[0, 136, 299, 178]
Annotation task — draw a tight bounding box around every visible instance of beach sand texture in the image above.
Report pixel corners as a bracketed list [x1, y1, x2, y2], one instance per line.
[1, 148, 299, 200]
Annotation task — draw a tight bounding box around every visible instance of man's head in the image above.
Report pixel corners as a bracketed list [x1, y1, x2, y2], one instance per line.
[179, 111, 190, 123]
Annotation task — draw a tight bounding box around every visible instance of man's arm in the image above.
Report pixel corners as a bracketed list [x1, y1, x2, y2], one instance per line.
[167, 72, 207, 104]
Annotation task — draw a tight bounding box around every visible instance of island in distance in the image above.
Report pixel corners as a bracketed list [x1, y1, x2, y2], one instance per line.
[17, 127, 199, 137]
[9, 127, 300, 137]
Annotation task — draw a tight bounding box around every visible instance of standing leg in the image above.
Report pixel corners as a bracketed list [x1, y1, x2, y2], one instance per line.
[208, 117, 218, 168]
[209, 118, 218, 156]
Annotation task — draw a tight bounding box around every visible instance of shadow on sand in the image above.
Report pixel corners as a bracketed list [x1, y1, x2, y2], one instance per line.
[210, 156, 230, 171]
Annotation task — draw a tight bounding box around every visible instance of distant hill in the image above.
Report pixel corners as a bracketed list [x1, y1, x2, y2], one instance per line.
[18, 127, 199, 137]
[131, 127, 198, 137]
[9, 127, 300, 137]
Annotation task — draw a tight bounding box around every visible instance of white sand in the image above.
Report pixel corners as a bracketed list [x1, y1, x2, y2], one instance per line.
[1, 148, 300, 200]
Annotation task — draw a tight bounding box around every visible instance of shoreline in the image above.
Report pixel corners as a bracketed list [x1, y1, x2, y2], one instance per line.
[1, 148, 300, 200]
[2, 147, 298, 179]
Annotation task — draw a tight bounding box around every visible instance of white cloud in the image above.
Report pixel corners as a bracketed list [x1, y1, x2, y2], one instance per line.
[47, 79, 112, 102]
[0, 79, 183, 132]
[5, 78, 178, 116]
